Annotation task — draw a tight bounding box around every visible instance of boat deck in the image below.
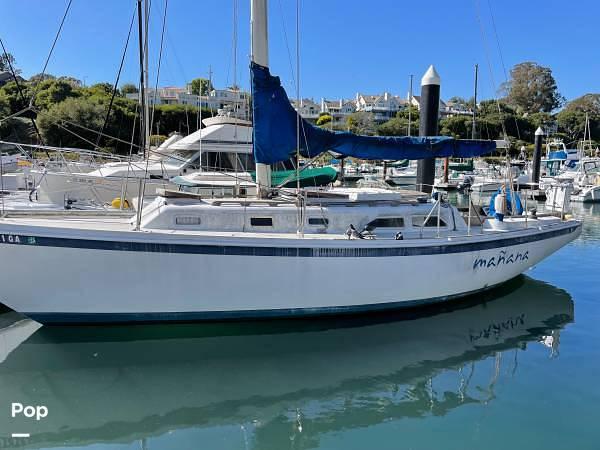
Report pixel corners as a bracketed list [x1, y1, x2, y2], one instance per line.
[0, 211, 573, 243]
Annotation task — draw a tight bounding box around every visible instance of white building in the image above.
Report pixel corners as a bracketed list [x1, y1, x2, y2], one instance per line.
[408, 95, 474, 118]
[355, 92, 408, 122]
[289, 91, 473, 124]
[291, 98, 321, 121]
[442, 100, 473, 117]
[126, 86, 249, 118]
[319, 98, 356, 123]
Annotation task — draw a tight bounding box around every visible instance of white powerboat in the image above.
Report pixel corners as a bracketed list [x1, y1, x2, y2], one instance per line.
[0, 152, 19, 173]
[33, 115, 253, 207]
[386, 163, 417, 186]
[568, 159, 600, 203]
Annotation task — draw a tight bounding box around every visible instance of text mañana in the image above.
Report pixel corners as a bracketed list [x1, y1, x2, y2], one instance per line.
[473, 249, 529, 270]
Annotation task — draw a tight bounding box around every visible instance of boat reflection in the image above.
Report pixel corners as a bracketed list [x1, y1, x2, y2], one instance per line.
[0, 276, 573, 450]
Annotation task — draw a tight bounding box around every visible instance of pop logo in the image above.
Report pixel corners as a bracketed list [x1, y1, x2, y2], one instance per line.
[11, 403, 48, 421]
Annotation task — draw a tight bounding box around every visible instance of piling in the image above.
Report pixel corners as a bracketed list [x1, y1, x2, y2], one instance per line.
[416, 65, 441, 193]
[532, 127, 544, 184]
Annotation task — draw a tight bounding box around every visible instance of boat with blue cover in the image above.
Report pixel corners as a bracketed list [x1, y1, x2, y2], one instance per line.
[0, 0, 581, 325]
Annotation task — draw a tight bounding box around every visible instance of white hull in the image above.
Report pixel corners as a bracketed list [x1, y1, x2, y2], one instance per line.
[572, 185, 600, 203]
[386, 175, 417, 186]
[0, 154, 19, 173]
[545, 184, 573, 210]
[0, 220, 580, 323]
[471, 180, 502, 193]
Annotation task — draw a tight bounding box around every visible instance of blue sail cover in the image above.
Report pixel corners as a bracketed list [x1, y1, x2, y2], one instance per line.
[251, 62, 496, 165]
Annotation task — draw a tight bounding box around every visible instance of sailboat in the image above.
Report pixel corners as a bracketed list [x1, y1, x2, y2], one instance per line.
[0, 0, 581, 324]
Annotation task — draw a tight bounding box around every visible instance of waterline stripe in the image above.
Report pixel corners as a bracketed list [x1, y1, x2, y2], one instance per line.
[0, 223, 580, 258]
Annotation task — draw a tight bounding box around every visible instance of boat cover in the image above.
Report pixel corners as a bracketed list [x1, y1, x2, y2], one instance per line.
[251, 62, 496, 165]
[488, 188, 524, 216]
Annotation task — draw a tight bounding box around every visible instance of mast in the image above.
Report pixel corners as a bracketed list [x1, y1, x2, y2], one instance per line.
[251, 0, 272, 198]
[143, 0, 150, 160]
[407, 74, 413, 137]
[135, 0, 149, 231]
[136, 0, 147, 159]
[472, 64, 478, 140]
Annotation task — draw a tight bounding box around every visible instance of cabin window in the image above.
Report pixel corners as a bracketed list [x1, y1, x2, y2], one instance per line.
[367, 217, 404, 228]
[412, 215, 447, 227]
[250, 217, 273, 227]
[175, 216, 202, 225]
[308, 217, 329, 226]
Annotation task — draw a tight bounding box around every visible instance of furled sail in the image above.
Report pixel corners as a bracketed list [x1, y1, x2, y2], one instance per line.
[251, 62, 496, 164]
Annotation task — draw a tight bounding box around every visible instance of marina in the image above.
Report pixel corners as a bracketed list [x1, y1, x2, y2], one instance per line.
[0, 0, 598, 448]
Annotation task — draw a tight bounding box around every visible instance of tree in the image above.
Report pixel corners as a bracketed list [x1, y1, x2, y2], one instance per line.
[378, 108, 419, 136]
[0, 52, 18, 73]
[29, 73, 56, 84]
[151, 104, 215, 136]
[37, 97, 105, 148]
[378, 117, 411, 136]
[34, 79, 78, 110]
[316, 114, 332, 127]
[0, 80, 32, 116]
[57, 76, 82, 88]
[474, 99, 534, 141]
[439, 115, 473, 139]
[190, 78, 213, 96]
[0, 91, 11, 136]
[556, 93, 600, 143]
[82, 82, 114, 97]
[346, 112, 375, 135]
[395, 106, 419, 122]
[447, 96, 475, 110]
[120, 83, 138, 95]
[502, 62, 563, 113]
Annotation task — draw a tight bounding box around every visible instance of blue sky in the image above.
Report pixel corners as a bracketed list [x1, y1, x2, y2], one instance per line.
[1, 0, 598, 103]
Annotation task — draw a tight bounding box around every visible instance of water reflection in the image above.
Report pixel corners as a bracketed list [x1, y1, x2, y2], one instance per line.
[0, 277, 573, 450]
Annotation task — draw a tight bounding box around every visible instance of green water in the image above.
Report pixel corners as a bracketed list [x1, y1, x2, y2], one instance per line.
[0, 202, 598, 450]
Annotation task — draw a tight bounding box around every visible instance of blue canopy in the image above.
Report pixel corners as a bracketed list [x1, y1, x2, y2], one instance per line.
[548, 150, 568, 160]
[251, 62, 496, 165]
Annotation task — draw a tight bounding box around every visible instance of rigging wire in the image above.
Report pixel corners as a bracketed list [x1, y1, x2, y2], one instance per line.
[95, 5, 137, 151]
[136, 0, 148, 160]
[232, 0, 240, 189]
[29, 0, 74, 107]
[473, 0, 509, 144]
[149, 0, 168, 137]
[486, 0, 521, 140]
[276, 0, 297, 91]
[274, 0, 320, 202]
[295, 0, 304, 236]
[0, 37, 46, 146]
[139, 0, 168, 217]
[44, 114, 142, 150]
